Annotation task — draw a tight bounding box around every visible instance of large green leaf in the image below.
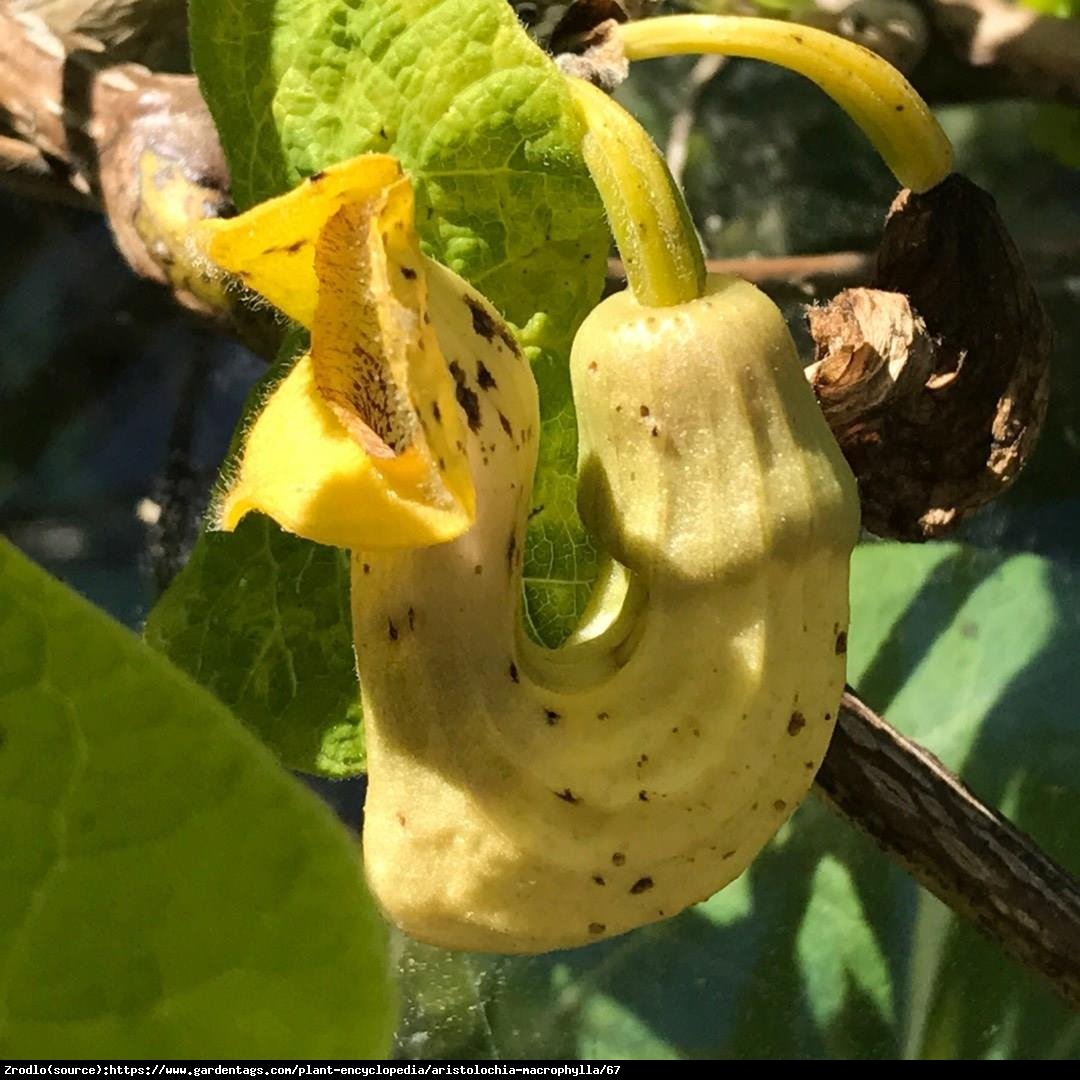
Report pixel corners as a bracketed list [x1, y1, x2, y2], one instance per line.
[0, 539, 393, 1057]
[158, 0, 609, 776]
[389, 542, 1080, 1059]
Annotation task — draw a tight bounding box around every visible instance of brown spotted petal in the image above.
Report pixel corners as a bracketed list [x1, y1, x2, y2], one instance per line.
[200, 155, 475, 549]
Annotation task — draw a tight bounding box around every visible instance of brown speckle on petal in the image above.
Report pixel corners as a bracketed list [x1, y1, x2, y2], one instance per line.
[476, 361, 497, 390]
[448, 360, 481, 433]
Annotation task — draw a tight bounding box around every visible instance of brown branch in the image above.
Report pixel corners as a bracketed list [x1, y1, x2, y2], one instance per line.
[0, 5, 283, 351]
[0, 6, 229, 305]
[0, 132, 93, 207]
[7, 0, 189, 68]
[817, 691, 1080, 1013]
[608, 251, 876, 295]
[608, 246, 1075, 302]
[1, 7, 93, 187]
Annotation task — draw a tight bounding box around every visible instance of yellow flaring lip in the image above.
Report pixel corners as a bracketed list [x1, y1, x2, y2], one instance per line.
[198, 155, 476, 551]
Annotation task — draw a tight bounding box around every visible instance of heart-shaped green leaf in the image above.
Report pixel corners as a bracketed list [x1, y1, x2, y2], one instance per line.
[0, 539, 393, 1057]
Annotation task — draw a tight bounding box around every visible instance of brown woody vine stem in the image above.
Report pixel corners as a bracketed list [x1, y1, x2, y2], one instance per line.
[819, 691, 1080, 1012]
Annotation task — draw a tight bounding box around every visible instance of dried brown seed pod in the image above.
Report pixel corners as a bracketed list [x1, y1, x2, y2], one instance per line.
[807, 173, 1051, 540]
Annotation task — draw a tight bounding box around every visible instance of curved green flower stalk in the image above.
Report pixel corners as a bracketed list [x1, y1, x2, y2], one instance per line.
[566, 77, 705, 306]
[617, 15, 953, 194]
[197, 23, 951, 954]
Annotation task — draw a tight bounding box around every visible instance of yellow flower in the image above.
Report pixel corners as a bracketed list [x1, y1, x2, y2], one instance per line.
[199, 155, 476, 550]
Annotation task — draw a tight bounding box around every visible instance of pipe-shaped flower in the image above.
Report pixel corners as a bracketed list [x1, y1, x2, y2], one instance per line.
[199, 147, 858, 953]
[192, 18, 948, 950]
